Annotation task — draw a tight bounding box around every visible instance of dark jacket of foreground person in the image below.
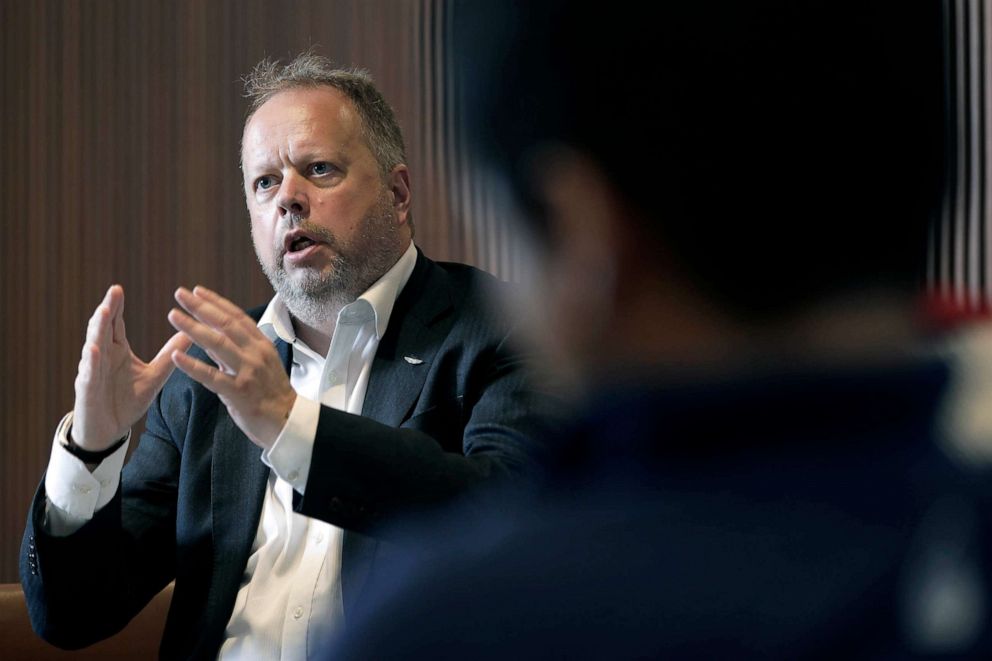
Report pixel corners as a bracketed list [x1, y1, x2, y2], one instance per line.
[329, 359, 992, 658]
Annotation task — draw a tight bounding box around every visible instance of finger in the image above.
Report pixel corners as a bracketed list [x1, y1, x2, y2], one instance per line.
[87, 285, 121, 346]
[113, 309, 127, 345]
[191, 285, 243, 317]
[85, 303, 113, 355]
[188, 341, 230, 374]
[108, 285, 126, 344]
[99, 285, 115, 309]
[171, 349, 234, 396]
[149, 330, 193, 370]
[76, 342, 101, 387]
[79, 307, 106, 386]
[145, 331, 194, 391]
[167, 308, 242, 372]
[174, 287, 252, 345]
[105, 285, 125, 331]
[203, 347, 235, 375]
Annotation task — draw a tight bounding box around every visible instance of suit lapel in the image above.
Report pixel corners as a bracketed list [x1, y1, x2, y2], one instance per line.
[361, 251, 453, 427]
[343, 253, 453, 613]
[205, 266, 454, 619]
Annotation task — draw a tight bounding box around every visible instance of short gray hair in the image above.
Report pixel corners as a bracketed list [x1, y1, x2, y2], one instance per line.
[243, 53, 407, 177]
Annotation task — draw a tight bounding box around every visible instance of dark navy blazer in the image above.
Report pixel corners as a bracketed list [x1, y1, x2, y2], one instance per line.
[21, 251, 550, 659]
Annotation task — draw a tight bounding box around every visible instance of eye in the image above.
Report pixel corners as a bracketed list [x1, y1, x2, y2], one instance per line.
[309, 162, 333, 176]
[255, 175, 277, 191]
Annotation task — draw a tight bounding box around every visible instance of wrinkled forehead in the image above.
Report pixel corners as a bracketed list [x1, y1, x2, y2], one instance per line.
[240, 86, 363, 164]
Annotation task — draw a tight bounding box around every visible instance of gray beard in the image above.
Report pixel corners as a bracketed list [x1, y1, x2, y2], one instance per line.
[257, 201, 403, 330]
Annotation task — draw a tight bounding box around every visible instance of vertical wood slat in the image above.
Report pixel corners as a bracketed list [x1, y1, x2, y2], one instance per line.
[986, 0, 992, 299]
[932, 0, 992, 311]
[0, 0, 521, 584]
[968, 0, 983, 309]
[937, 0, 957, 301]
[953, 1, 969, 307]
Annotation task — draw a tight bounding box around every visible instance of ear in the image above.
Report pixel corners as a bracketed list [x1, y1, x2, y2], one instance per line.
[387, 165, 413, 226]
[531, 146, 624, 304]
[534, 146, 673, 306]
[520, 146, 629, 378]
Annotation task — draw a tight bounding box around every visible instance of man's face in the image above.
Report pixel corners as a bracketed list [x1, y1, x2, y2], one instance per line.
[242, 87, 410, 325]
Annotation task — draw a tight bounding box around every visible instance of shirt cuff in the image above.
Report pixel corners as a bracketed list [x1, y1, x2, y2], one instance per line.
[43, 411, 130, 536]
[262, 395, 318, 495]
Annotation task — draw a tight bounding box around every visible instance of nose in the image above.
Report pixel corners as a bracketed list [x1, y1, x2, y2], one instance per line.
[276, 173, 310, 220]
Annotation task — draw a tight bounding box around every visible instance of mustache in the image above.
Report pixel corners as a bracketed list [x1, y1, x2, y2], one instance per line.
[277, 216, 340, 256]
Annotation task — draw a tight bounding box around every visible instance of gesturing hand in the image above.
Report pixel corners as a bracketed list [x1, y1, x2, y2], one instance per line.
[168, 285, 297, 450]
[72, 285, 193, 451]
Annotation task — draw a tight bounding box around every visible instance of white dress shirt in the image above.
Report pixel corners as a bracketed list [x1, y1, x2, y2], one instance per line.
[42, 241, 418, 660]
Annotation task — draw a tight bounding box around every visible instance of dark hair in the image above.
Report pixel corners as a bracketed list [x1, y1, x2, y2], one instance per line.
[244, 53, 407, 177]
[454, 1, 944, 320]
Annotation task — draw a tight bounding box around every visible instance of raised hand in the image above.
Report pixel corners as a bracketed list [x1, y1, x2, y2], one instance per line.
[167, 285, 297, 450]
[71, 285, 193, 451]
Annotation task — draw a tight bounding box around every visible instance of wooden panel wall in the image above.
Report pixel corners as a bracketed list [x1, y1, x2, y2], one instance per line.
[0, 0, 522, 584]
[929, 0, 992, 308]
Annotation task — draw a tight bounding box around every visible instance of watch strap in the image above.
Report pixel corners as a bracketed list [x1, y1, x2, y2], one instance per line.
[61, 429, 128, 464]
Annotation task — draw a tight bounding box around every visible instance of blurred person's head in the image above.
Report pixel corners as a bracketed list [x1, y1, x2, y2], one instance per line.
[455, 1, 944, 392]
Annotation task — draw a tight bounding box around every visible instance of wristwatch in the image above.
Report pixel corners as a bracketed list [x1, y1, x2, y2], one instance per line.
[61, 427, 128, 463]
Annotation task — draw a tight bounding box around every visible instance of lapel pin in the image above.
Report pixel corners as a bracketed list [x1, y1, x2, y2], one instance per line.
[404, 356, 424, 365]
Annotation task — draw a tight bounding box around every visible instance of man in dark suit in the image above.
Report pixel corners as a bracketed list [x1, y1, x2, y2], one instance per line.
[326, 1, 992, 658]
[20, 54, 549, 658]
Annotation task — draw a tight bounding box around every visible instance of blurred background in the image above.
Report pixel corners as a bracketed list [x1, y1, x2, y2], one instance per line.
[1, 0, 991, 587]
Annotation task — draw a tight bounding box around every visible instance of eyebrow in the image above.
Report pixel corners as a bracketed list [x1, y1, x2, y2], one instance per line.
[293, 148, 351, 166]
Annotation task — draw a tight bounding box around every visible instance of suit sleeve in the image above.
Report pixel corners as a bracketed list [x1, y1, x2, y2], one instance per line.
[20, 382, 183, 650]
[295, 318, 556, 535]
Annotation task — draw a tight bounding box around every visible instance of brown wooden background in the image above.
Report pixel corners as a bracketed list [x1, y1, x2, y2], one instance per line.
[929, 0, 992, 309]
[0, 0, 524, 585]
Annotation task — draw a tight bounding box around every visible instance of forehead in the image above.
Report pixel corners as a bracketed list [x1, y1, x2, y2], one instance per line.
[241, 87, 364, 163]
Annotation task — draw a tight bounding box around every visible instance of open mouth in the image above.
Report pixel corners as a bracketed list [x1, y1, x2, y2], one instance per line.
[288, 236, 317, 253]
[283, 230, 323, 256]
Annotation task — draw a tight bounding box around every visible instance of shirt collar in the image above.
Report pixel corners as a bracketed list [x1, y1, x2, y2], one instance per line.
[257, 296, 296, 344]
[359, 240, 418, 339]
[257, 240, 418, 344]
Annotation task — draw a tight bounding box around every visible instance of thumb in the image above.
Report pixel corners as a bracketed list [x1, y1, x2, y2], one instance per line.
[147, 331, 194, 387]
